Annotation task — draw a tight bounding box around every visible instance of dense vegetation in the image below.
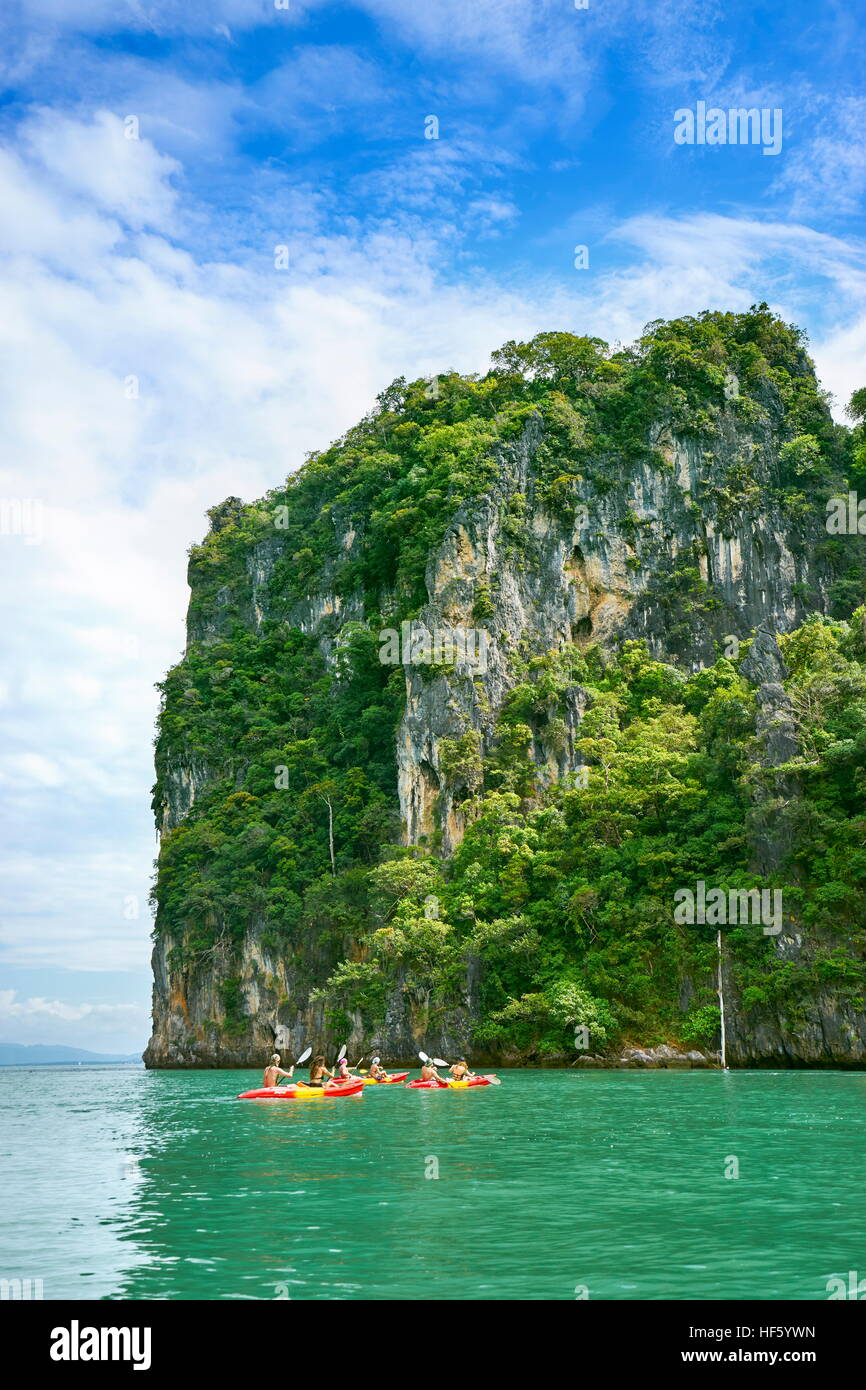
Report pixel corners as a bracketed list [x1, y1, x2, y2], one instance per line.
[151, 307, 866, 1056]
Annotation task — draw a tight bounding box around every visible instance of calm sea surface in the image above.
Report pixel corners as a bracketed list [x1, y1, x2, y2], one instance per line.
[2, 1065, 864, 1301]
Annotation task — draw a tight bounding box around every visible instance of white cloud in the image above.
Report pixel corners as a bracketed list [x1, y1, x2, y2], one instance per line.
[602, 214, 866, 415]
[349, 135, 522, 237]
[338, 0, 734, 115]
[253, 45, 388, 126]
[811, 317, 866, 420]
[9, 0, 289, 38]
[0, 987, 138, 1022]
[0, 988, 148, 1050]
[775, 97, 866, 218]
[0, 753, 65, 787]
[349, 0, 600, 126]
[21, 108, 181, 231]
[0, 144, 121, 264]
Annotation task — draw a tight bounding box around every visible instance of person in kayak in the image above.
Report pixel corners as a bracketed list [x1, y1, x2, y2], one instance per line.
[335, 1055, 353, 1082]
[263, 1053, 294, 1087]
[420, 1061, 444, 1084]
[449, 1059, 475, 1081]
[368, 1058, 389, 1081]
[305, 1055, 336, 1088]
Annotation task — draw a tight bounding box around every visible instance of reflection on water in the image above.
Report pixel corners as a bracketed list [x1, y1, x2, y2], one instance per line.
[2, 1065, 866, 1300]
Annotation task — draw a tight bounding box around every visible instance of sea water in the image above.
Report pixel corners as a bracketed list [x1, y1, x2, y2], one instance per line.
[1, 1065, 864, 1301]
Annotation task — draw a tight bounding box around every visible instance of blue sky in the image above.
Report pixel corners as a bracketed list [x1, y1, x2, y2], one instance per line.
[1, 0, 865, 1053]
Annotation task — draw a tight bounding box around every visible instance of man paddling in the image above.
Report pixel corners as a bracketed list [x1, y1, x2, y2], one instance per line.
[263, 1053, 294, 1087]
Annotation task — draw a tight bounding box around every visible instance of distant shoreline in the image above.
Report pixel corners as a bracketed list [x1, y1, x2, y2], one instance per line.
[0, 1060, 145, 1068]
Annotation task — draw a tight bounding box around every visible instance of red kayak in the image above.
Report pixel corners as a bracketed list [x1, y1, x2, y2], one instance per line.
[238, 1080, 364, 1100]
[405, 1076, 495, 1089]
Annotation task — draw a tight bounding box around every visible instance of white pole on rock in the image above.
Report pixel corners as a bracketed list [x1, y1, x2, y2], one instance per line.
[717, 928, 728, 1071]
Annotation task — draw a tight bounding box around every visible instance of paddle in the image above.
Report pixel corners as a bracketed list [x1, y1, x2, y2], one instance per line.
[329, 1043, 352, 1084]
[277, 1044, 311, 1086]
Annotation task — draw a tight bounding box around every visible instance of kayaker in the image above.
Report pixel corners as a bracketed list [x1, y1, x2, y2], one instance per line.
[420, 1061, 443, 1084]
[263, 1053, 294, 1087]
[335, 1055, 353, 1082]
[369, 1058, 389, 1081]
[449, 1059, 475, 1081]
[306, 1054, 335, 1088]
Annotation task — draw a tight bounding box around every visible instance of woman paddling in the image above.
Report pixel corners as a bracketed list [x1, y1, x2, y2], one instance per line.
[263, 1053, 294, 1087]
[306, 1055, 336, 1088]
[449, 1059, 475, 1081]
[335, 1055, 354, 1082]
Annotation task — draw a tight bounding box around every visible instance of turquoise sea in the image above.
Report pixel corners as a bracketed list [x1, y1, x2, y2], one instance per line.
[2, 1065, 865, 1301]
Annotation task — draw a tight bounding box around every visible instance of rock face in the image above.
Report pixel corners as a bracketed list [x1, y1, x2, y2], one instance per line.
[144, 343, 860, 1070]
[717, 624, 859, 1068]
[396, 418, 596, 853]
[390, 415, 828, 858]
[582, 1045, 718, 1069]
[145, 930, 479, 1070]
[739, 625, 801, 878]
[725, 993, 866, 1069]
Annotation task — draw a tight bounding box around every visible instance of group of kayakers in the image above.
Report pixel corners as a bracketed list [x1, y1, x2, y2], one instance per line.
[263, 1052, 476, 1088]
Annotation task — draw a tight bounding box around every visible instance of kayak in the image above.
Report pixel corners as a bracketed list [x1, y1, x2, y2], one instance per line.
[237, 1080, 364, 1100]
[359, 1071, 409, 1085]
[405, 1076, 495, 1090]
[237, 1081, 364, 1100]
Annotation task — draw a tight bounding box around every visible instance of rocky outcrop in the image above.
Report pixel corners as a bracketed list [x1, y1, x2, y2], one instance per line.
[725, 992, 866, 1069]
[740, 625, 801, 876]
[740, 625, 799, 770]
[391, 409, 829, 855]
[144, 927, 479, 1069]
[145, 369, 855, 1070]
[575, 1045, 718, 1069]
[158, 757, 215, 836]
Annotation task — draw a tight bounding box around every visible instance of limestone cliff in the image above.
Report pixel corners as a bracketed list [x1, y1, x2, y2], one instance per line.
[144, 313, 866, 1069]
